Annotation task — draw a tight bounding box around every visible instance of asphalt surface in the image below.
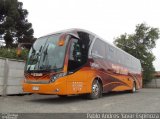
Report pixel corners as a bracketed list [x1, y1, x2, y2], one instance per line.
[0, 88, 160, 113]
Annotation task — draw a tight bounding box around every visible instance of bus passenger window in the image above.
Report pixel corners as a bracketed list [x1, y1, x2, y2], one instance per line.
[92, 38, 105, 58]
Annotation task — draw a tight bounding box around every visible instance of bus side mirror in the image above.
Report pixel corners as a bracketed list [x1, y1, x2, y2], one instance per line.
[16, 43, 32, 57]
[17, 47, 22, 57]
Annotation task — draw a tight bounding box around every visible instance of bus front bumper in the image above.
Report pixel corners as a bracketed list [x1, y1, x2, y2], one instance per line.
[23, 81, 67, 95]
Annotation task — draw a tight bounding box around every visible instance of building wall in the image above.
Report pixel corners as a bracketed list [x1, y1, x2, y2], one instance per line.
[0, 40, 5, 47]
[0, 58, 25, 96]
[144, 78, 160, 88]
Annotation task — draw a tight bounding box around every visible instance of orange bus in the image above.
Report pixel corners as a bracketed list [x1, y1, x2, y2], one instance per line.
[23, 29, 142, 99]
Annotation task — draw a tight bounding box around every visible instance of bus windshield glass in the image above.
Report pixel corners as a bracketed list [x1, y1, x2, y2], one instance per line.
[25, 34, 68, 72]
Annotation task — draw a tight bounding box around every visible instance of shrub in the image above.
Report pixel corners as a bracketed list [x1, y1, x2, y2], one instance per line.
[0, 48, 29, 60]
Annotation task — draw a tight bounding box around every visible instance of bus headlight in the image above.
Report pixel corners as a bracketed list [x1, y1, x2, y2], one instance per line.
[50, 72, 67, 83]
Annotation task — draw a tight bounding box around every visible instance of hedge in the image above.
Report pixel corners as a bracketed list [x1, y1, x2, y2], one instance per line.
[0, 48, 29, 60]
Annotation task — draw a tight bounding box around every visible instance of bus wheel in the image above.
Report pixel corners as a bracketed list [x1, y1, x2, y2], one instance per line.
[57, 95, 67, 98]
[88, 79, 102, 99]
[130, 82, 136, 93]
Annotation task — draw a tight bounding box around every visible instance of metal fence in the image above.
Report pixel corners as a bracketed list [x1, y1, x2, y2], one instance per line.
[144, 78, 160, 88]
[0, 57, 25, 96]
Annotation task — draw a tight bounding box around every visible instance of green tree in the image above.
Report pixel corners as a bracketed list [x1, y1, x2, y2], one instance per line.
[0, 0, 35, 47]
[114, 23, 159, 84]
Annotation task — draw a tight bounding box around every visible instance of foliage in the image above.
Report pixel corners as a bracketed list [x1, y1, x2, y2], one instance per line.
[114, 23, 159, 84]
[0, 47, 28, 60]
[0, 0, 36, 47]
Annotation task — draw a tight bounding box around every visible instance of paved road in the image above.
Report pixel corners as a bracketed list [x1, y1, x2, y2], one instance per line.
[0, 88, 160, 113]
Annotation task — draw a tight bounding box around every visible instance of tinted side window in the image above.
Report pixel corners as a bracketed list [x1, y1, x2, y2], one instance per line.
[92, 38, 105, 58]
[105, 44, 110, 60]
[77, 32, 94, 60]
[107, 45, 117, 63]
[77, 32, 94, 45]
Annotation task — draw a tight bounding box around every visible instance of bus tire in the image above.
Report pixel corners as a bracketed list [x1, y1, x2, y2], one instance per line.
[88, 79, 102, 99]
[130, 81, 136, 93]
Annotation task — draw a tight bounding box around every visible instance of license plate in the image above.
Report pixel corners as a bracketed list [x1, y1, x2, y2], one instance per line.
[32, 86, 39, 91]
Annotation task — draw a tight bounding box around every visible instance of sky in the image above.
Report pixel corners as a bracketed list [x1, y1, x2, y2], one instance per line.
[20, 0, 160, 71]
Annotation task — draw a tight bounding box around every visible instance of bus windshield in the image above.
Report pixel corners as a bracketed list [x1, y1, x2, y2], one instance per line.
[25, 34, 68, 72]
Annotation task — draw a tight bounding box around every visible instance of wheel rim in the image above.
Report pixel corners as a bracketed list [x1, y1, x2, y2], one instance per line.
[92, 81, 99, 96]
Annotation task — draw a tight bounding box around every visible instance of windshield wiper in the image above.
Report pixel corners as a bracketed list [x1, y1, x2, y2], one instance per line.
[41, 44, 51, 70]
[27, 46, 42, 71]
